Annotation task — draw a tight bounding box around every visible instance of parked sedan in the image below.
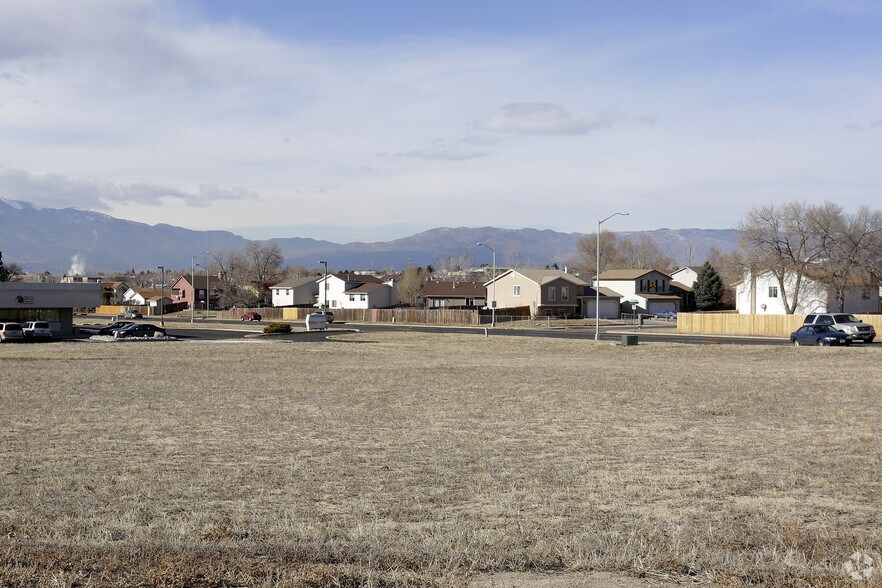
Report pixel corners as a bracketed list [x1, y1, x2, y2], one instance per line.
[241, 312, 262, 321]
[94, 321, 134, 335]
[790, 324, 851, 346]
[113, 323, 167, 339]
[123, 310, 143, 319]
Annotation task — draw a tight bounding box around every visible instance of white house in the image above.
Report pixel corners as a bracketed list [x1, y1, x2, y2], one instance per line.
[317, 273, 398, 309]
[670, 266, 700, 288]
[270, 276, 320, 307]
[122, 287, 159, 306]
[735, 270, 880, 314]
[594, 269, 682, 315]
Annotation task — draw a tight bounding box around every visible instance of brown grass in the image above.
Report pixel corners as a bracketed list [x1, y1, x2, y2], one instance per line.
[1, 334, 880, 587]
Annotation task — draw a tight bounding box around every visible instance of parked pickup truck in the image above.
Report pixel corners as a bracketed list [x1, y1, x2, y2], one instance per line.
[803, 314, 875, 343]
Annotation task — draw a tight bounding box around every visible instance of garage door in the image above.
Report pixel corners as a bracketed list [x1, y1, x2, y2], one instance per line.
[648, 301, 677, 315]
[584, 299, 621, 319]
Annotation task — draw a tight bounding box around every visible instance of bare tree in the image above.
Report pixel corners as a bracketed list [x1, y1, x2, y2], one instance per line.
[212, 249, 257, 308]
[435, 251, 476, 277]
[396, 267, 427, 306]
[573, 230, 620, 275]
[814, 206, 882, 311]
[738, 201, 833, 314]
[618, 235, 675, 272]
[245, 242, 284, 284]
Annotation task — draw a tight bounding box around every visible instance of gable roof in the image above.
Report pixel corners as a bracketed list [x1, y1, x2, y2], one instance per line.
[345, 282, 390, 294]
[271, 275, 319, 289]
[424, 281, 486, 297]
[597, 269, 671, 281]
[579, 286, 621, 299]
[487, 268, 588, 287]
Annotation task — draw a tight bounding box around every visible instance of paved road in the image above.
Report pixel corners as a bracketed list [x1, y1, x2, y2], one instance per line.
[102, 316, 789, 346]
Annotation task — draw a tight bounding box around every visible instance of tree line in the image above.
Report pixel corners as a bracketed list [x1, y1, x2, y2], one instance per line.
[738, 201, 882, 314]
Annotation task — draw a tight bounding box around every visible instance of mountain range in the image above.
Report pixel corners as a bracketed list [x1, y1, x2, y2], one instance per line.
[0, 199, 740, 275]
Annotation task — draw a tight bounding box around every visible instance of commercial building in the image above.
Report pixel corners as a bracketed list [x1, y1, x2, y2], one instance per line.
[0, 282, 101, 338]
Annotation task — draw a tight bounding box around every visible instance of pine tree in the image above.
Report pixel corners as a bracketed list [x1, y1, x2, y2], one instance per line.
[694, 261, 723, 310]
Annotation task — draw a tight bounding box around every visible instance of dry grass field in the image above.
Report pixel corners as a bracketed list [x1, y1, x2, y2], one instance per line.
[1, 332, 880, 587]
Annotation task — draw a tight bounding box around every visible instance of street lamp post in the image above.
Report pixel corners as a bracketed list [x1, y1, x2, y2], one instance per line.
[190, 251, 209, 323]
[595, 212, 629, 340]
[319, 260, 328, 309]
[476, 243, 496, 327]
[157, 266, 165, 327]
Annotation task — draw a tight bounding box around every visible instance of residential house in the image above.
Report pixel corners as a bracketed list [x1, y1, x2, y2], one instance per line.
[578, 286, 623, 319]
[735, 269, 880, 314]
[484, 268, 587, 317]
[170, 274, 219, 311]
[594, 269, 682, 315]
[670, 266, 700, 288]
[100, 281, 129, 305]
[271, 276, 320, 307]
[317, 273, 398, 309]
[122, 287, 160, 306]
[423, 281, 486, 308]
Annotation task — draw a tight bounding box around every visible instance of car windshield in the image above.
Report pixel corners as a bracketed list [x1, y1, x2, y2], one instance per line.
[34, 322, 49, 328]
[833, 314, 860, 323]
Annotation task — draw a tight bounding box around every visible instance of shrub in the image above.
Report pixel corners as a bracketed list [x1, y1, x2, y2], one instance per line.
[263, 322, 291, 334]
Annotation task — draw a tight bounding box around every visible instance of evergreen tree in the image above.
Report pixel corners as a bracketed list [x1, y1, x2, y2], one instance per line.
[694, 261, 723, 310]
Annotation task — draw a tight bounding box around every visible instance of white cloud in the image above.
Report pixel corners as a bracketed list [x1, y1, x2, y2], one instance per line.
[474, 103, 621, 137]
[385, 140, 489, 161]
[0, 168, 258, 210]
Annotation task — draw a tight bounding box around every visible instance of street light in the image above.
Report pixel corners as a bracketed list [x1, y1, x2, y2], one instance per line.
[156, 266, 165, 327]
[319, 260, 328, 309]
[595, 212, 629, 340]
[190, 251, 209, 323]
[476, 242, 496, 327]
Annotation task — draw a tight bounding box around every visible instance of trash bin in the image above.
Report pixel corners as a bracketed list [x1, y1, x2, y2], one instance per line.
[621, 334, 638, 346]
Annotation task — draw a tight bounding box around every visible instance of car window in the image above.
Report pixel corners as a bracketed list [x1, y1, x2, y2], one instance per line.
[817, 316, 832, 325]
[805, 314, 816, 323]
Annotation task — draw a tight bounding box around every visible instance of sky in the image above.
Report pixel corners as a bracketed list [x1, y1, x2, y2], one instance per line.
[1, 0, 881, 242]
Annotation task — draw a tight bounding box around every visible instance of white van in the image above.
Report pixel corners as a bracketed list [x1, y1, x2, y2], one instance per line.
[0, 322, 25, 342]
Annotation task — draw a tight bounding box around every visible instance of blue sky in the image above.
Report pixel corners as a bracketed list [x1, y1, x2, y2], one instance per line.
[1, 0, 881, 242]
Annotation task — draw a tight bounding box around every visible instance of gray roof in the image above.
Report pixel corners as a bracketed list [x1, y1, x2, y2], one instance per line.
[271, 275, 320, 289]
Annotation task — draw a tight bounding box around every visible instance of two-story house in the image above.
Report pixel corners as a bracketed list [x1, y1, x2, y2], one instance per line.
[594, 269, 682, 315]
[734, 269, 880, 314]
[170, 274, 218, 311]
[317, 273, 398, 310]
[270, 276, 320, 307]
[484, 268, 587, 317]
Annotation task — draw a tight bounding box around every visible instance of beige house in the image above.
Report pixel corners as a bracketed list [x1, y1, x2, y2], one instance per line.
[485, 268, 587, 317]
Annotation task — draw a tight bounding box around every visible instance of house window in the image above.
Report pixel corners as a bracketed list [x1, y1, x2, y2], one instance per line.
[548, 286, 556, 301]
[561, 286, 569, 301]
[465, 297, 474, 306]
[331, 300, 337, 308]
[768, 286, 778, 298]
[286, 289, 290, 295]
[349, 294, 355, 301]
[513, 285, 521, 296]
[862, 287, 872, 300]
[360, 294, 366, 301]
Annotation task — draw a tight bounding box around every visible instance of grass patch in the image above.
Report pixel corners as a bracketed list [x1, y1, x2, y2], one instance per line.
[1, 334, 880, 587]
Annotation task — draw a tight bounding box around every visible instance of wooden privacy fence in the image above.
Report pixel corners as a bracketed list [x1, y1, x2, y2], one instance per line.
[282, 307, 480, 326]
[678, 312, 882, 338]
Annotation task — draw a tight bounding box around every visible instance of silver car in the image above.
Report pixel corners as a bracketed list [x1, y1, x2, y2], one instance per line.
[0, 322, 25, 343]
[803, 313, 876, 343]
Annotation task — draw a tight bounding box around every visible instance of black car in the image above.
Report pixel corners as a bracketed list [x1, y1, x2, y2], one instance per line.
[98, 321, 135, 335]
[113, 323, 167, 339]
